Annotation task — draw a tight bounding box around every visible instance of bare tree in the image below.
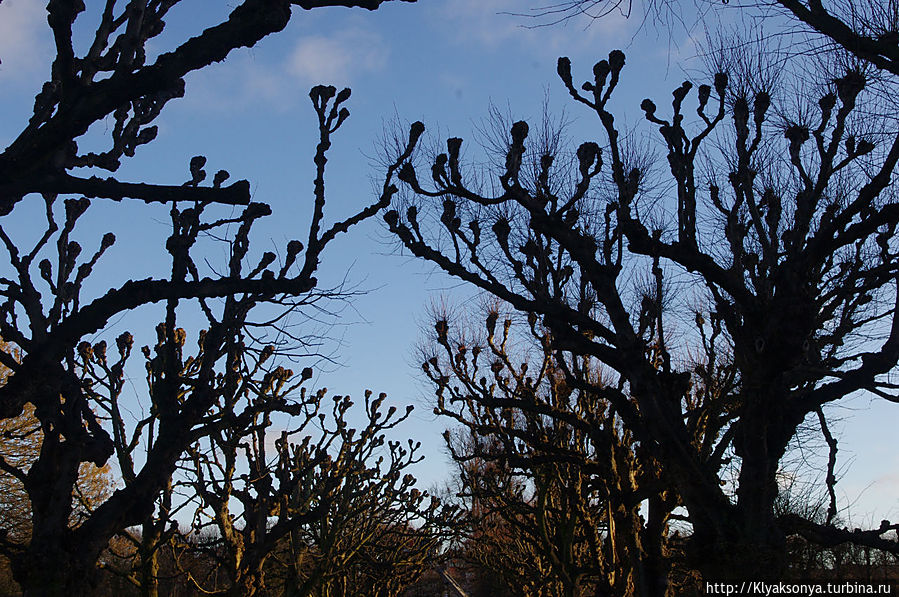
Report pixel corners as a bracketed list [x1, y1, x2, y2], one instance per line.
[0, 69, 402, 597]
[448, 427, 609, 597]
[73, 331, 191, 597]
[179, 375, 452, 597]
[423, 307, 733, 596]
[0, 346, 116, 595]
[279, 392, 456, 597]
[332, 521, 448, 597]
[769, 0, 899, 76]
[177, 358, 331, 597]
[383, 43, 899, 580]
[0, 1, 423, 594]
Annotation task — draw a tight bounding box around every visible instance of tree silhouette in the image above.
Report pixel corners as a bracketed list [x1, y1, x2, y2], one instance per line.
[424, 306, 735, 595]
[0, 2, 416, 594]
[384, 46, 899, 580]
[179, 378, 454, 597]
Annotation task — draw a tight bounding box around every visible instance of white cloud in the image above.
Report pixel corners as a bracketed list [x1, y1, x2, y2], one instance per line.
[178, 26, 388, 114]
[287, 28, 388, 87]
[0, 0, 50, 80]
[179, 52, 287, 115]
[437, 0, 640, 54]
[437, 0, 522, 47]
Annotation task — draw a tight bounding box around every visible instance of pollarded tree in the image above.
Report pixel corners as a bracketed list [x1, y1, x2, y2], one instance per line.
[425, 307, 734, 596]
[0, 405, 116, 594]
[448, 426, 607, 597]
[383, 47, 899, 580]
[334, 521, 449, 597]
[180, 372, 452, 597]
[0, 72, 405, 597]
[281, 392, 457, 597]
[0, 340, 117, 594]
[177, 357, 333, 597]
[76, 331, 188, 597]
[0, 2, 418, 595]
[454, 447, 568, 597]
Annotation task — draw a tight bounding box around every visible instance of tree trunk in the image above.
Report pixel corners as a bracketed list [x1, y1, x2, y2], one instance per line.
[686, 413, 792, 581]
[14, 450, 103, 597]
[642, 495, 672, 597]
[139, 519, 164, 597]
[139, 549, 160, 597]
[226, 560, 266, 597]
[14, 543, 100, 597]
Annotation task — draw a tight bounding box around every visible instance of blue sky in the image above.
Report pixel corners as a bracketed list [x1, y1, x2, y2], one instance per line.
[0, 0, 896, 524]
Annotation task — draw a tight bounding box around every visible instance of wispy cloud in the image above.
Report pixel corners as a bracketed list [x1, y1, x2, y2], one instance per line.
[436, 0, 640, 55]
[180, 26, 388, 114]
[287, 28, 388, 87]
[0, 0, 50, 81]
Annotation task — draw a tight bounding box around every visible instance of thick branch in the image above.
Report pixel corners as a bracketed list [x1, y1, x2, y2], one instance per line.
[0, 175, 251, 208]
[779, 513, 899, 555]
[775, 0, 899, 75]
